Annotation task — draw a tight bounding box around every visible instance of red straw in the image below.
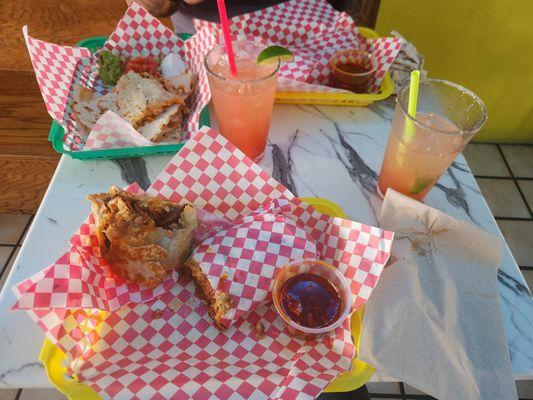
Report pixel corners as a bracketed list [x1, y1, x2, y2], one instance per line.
[216, 0, 237, 76]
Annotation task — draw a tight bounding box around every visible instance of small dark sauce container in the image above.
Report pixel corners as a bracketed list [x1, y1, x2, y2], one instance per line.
[329, 49, 377, 94]
[272, 259, 352, 339]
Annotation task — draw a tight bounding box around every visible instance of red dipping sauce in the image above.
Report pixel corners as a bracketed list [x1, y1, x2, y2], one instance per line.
[336, 62, 372, 75]
[329, 49, 376, 94]
[280, 272, 341, 329]
[124, 56, 161, 77]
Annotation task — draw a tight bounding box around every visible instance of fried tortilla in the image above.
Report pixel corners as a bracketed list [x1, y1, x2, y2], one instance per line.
[114, 71, 183, 128]
[87, 186, 197, 288]
[96, 91, 119, 114]
[72, 84, 101, 132]
[163, 72, 197, 97]
[181, 258, 232, 331]
[138, 104, 182, 142]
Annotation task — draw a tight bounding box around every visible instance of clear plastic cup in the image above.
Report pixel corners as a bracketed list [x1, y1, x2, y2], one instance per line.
[378, 78, 487, 200]
[272, 259, 352, 339]
[329, 49, 377, 93]
[205, 41, 279, 162]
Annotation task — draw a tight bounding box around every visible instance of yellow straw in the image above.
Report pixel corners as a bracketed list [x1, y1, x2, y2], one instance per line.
[404, 70, 420, 142]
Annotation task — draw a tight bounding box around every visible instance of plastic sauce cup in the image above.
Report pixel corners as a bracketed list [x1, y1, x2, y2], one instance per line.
[272, 259, 352, 339]
[329, 49, 377, 93]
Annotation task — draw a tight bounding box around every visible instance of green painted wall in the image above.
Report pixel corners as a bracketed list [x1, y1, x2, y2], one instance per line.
[376, 0, 533, 142]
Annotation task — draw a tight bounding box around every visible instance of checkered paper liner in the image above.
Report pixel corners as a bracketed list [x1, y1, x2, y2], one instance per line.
[193, 0, 403, 94]
[83, 111, 153, 150]
[23, 1, 210, 151]
[191, 198, 320, 327]
[12, 127, 393, 399]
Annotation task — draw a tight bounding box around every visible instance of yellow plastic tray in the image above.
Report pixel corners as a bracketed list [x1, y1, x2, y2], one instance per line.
[39, 197, 373, 399]
[300, 197, 374, 392]
[274, 27, 395, 106]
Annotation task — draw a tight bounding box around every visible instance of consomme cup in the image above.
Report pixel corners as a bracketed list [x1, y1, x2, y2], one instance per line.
[272, 259, 352, 339]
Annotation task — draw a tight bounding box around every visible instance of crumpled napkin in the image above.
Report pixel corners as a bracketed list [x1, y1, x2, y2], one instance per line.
[359, 189, 517, 400]
[388, 31, 427, 94]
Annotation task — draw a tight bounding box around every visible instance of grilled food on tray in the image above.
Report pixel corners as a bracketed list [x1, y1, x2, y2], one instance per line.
[73, 52, 197, 144]
[87, 187, 231, 330]
[182, 258, 232, 331]
[87, 187, 198, 288]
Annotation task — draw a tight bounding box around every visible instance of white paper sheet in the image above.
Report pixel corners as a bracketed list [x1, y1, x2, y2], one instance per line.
[359, 189, 517, 400]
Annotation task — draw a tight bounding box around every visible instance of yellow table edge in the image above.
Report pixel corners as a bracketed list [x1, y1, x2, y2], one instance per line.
[39, 197, 374, 399]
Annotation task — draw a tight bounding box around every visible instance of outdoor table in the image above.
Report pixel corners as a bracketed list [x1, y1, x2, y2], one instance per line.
[1, 101, 531, 391]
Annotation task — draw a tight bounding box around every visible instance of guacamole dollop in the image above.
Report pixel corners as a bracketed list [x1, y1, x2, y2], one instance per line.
[98, 50, 122, 86]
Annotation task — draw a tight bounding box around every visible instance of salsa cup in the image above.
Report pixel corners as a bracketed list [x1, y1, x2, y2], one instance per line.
[272, 259, 352, 339]
[329, 49, 377, 93]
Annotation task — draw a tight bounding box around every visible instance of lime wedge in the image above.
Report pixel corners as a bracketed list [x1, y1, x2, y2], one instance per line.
[410, 176, 435, 195]
[256, 46, 294, 65]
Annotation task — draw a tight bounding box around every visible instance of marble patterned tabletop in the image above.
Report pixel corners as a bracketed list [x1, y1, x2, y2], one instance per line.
[0, 101, 532, 389]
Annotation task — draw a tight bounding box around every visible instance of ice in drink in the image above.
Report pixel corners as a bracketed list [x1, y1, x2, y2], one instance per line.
[378, 79, 487, 201]
[378, 112, 463, 200]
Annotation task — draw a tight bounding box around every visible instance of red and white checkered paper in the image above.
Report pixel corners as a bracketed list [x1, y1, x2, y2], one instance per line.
[12, 127, 393, 399]
[23, 1, 210, 151]
[84, 111, 153, 150]
[193, 0, 403, 95]
[191, 198, 319, 327]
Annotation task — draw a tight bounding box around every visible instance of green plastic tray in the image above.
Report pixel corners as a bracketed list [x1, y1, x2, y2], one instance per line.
[48, 34, 210, 160]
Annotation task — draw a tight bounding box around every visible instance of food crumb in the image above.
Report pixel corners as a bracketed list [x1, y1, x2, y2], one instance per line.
[78, 86, 93, 101]
[168, 298, 181, 312]
[217, 291, 232, 315]
[253, 321, 266, 339]
[220, 272, 229, 281]
[152, 309, 163, 319]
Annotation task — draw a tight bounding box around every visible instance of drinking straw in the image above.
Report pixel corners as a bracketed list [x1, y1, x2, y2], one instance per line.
[405, 70, 420, 142]
[216, 0, 237, 76]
